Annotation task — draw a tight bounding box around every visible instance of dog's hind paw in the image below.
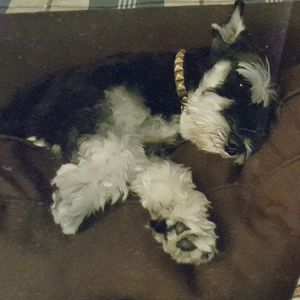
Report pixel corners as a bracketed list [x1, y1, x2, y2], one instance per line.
[151, 216, 217, 265]
[131, 159, 217, 265]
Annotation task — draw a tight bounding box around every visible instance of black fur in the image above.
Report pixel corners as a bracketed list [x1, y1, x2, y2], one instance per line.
[0, 48, 211, 156]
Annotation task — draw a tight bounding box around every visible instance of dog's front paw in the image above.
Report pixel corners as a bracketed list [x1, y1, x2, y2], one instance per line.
[150, 213, 217, 265]
[51, 159, 130, 234]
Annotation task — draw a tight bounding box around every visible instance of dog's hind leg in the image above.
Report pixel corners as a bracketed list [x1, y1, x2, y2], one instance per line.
[131, 158, 217, 265]
[51, 132, 147, 234]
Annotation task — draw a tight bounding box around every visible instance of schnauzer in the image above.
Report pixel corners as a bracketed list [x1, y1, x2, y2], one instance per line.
[0, 0, 279, 265]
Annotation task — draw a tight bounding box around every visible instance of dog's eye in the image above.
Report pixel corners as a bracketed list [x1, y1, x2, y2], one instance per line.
[225, 136, 244, 156]
[225, 141, 239, 156]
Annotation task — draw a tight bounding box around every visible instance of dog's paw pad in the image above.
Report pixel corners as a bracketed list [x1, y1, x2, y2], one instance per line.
[174, 221, 190, 235]
[150, 218, 217, 265]
[176, 237, 197, 251]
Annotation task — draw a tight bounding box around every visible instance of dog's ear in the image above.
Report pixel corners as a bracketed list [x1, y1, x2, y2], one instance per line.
[211, 0, 246, 45]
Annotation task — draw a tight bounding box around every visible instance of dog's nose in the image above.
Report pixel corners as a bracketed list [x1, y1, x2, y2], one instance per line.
[149, 219, 167, 234]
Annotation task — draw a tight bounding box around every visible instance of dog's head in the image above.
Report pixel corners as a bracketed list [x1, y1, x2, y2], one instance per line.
[180, 0, 279, 164]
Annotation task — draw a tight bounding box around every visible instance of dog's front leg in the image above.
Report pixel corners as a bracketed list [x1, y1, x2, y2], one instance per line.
[51, 132, 147, 234]
[131, 158, 217, 265]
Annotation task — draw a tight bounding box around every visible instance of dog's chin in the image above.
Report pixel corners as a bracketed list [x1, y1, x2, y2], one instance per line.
[179, 110, 228, 155]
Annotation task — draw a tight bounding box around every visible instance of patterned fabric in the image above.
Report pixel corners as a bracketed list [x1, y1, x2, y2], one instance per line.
[0, 0, 298, 13]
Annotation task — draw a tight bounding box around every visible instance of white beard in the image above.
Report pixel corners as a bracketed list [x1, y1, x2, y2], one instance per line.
[180, 60, 233, 158]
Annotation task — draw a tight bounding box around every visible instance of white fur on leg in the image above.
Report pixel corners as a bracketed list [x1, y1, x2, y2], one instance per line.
[104, 86, 180, 144]
[51, 86, 182, 235]
[52, 132, 147, 234]
[131, 159, 217, 265]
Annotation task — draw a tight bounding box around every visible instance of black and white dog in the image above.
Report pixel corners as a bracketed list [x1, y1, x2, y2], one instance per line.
[0, 1, 279, 264]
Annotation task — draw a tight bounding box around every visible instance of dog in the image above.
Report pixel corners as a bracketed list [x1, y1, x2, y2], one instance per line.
[0, 0, 279, 265]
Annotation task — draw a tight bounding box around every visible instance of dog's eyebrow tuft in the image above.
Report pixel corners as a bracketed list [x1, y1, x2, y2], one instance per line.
[236, 58, 277, 107]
